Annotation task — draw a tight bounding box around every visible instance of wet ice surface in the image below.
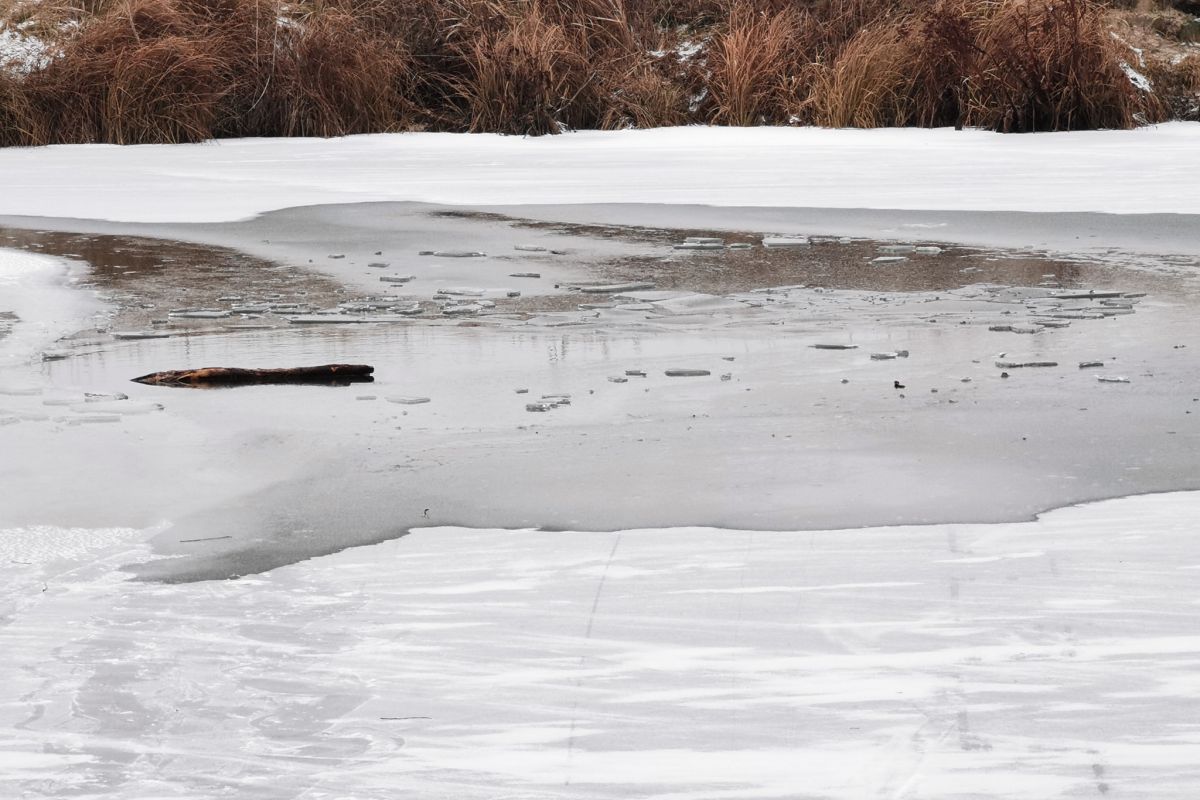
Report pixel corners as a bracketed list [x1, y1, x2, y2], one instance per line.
[1, 207, 1199, 796]
[3, 492, 1200, 798]
[1, 211, 1198, 579]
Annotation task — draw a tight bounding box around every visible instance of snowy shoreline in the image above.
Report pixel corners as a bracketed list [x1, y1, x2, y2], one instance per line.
[0, 123, 1198, 224]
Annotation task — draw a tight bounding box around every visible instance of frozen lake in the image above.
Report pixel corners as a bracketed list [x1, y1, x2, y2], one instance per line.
[2, 126, 1199, 797]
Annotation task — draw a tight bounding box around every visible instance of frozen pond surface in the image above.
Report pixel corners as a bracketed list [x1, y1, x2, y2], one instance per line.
[3, 492, 1200, 798]
[1, 180, 1199, 796]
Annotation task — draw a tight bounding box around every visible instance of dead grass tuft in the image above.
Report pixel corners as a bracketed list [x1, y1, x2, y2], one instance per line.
[0, 0, 1189, 143]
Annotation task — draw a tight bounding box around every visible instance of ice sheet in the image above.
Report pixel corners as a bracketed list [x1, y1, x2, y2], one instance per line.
[2, 491, 1199, 797]
[0, 124, 1197, 223]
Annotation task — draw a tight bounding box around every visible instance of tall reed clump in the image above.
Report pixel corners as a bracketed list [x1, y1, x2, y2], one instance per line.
[806, 0, 1162, 131]
[0, 0, 1184, 144]
[446, 0, 640, 135]
[263, 8, 413, 137]
[965, 0, 1159, 130]
[0, 71, 37, 146]
[22, 0, 228, 144]
[706, 4, 804, 125]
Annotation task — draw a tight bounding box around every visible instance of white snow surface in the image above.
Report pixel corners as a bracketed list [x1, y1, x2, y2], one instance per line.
[3, 491, 1200, 797]
[1, 123, 1198, 223]
[0, 248, 96, 367]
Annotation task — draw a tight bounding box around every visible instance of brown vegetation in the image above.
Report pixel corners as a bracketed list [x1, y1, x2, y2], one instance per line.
[0, 0, 1189, 144]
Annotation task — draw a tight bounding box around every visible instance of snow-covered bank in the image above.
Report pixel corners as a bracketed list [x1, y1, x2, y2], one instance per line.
[3, 491, 1200, 798]
[1, 123, 1198, 223]
[0, 248, 96, 368]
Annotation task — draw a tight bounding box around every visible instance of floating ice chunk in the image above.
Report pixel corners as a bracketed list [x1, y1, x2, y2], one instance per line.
[578, 282, 655, 293]
[915, 246, 943, 255]
[673, 242, 724, 250]
[762, 236, 809, 247]
[995, 360, 1058, 368]
[625, 370, 647, 377]
[685, 237, 724, 244]
[379, 275, 415, 284]
[509, 272, 541, 279]
[727, 243, 753, 250]
[367, 262, 389, 268]
[525, 402, 553, 412]
[328, 254, 345, 259]
[665, 368, 710, 377]
[287, 315, 370, 324]
[811, 344, 858, 350]
[386, 396, 431, 405]
[441, 287, 486, 297]
[41, 349, 71, 360]
[608, 376, 629, 383]
[1097, 376, 1130, 383]
[443, 304, 483, 315]
[168, 310, 230, 319]
[1079, 361, 1105, 368]
[421, 250, 485, 258]
[514, 245, 547, 252]
[872, 256, 908, 264]
[878, 244, 915, 254]
[1051, 290, 1123, 300]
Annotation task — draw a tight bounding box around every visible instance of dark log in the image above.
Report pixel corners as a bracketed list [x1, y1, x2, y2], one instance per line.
[131, 364, 374, 387]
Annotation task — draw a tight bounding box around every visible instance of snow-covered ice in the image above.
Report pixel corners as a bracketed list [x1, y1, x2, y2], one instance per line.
[0, 124, 1197, 223]
[0, 123, 1198, 797]
[3, 492, 1200, 797]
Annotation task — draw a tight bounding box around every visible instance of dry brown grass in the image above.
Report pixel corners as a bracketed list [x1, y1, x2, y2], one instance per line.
[966, 0, 1157, 130]
[707, 4, 803, 125]
[0, 0, 1189, 143]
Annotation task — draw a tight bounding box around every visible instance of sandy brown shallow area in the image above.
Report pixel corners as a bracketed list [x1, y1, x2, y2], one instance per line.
[0, 202, 1197, 581]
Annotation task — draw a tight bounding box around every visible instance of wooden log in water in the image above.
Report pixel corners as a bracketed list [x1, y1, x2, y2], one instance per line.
[131, 364, 375, 387]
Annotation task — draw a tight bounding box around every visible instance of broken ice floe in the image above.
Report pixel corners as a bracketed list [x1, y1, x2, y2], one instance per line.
[665, 368, 710, 377]
[379, 275, 415, 284]
[509, 272, 541, 279]
[168, 310, 230, 319]
[674, 237, 724, 250]
[577, 282, 655, 293]
[762, 236, 809, 248]
[1051, 290, 1124, 300]
[811, 344, 858, 350]
[420, 250, 485, 258]
[443, 304, 484, 316]
[385, 396, 431, 405]
[1097, 376, 1130, 383]
[995, 360, 1058, 368]
[113, 331, 172, 339]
